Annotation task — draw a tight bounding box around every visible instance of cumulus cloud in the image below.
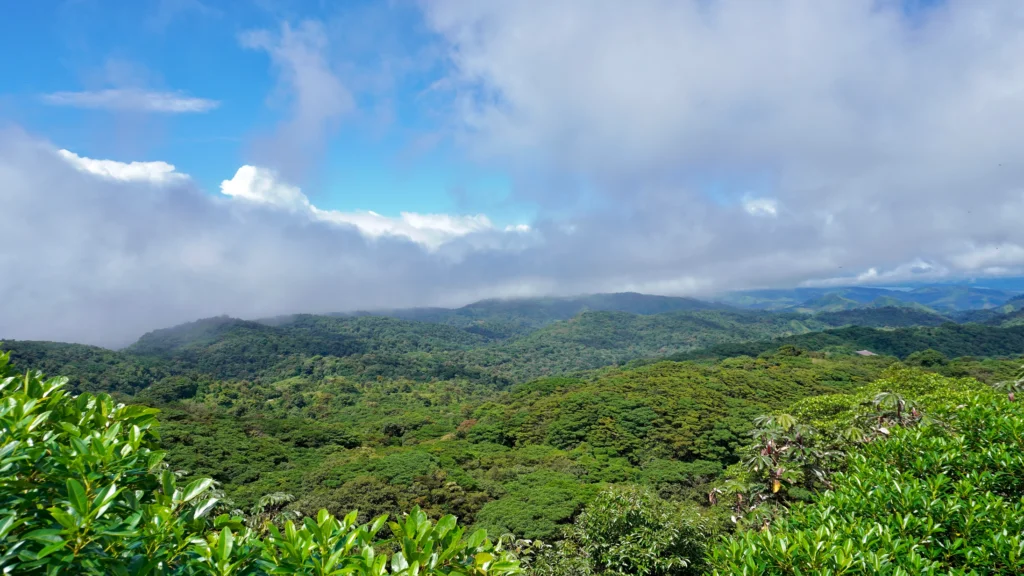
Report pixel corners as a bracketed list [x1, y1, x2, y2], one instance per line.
[0, 130, 547, 346]
[42, 88, 219, 113]
[219, 165, 311, 212]
[421, 0, 1024, 288]
[58, 150, 190, 185]
[219, 165, 514, 249]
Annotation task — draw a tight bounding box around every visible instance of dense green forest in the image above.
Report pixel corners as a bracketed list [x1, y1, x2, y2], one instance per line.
[666, 322, 1024, 363]
[3, 291, 1024, 573]
[717, 284, 1019, 312]
[4, 347, 1022, 573]
[11, 298, 1024, 396]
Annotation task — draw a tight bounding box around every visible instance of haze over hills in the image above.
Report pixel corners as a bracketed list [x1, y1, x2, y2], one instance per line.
[717, 283, 1020, 313]
[9, 285, 1024, 364]
[339, 292, 721, 339]
[7, 286, 1024, 399]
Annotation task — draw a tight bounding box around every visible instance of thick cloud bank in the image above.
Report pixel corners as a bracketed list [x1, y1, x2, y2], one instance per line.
[0, 132, 540, 346]
[4, 1, 1024, 345]
[423, 0, 1024, 282]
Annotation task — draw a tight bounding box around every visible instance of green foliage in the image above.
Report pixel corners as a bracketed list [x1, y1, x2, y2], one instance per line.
[131, 348, 894, 542]
[0, 352, 520, 575]
[712, 378, 1024, 574]
[671, 323, 1024, 363]
[532, 485, 708, 576]
[0, 350, 222, 573]
[904, 348, 948, 367]
[474, 354, 885, 465]
[381, 293, 719, 338]
[0, 339, 172, 395]
[474, 471, 598, 541]
[814, 306, 951, 327]
[9, 297, 1024, 575]
[463, 310, 829, 382]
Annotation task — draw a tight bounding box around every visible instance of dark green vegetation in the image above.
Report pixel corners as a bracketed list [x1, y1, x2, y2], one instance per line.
[710, 369, 1024, 574]
[4, 290, 1024, 574]
[0, 353, 521, 575]
[667, 322, 1024, 365]
[350, 293, 721, 339]
[719, 283, 1020, 313]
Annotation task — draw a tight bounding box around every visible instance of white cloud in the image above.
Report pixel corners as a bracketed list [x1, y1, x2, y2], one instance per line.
[218, 165, 516, 249]
[219, 165, 310, 211]
[314, 210, 495, 249]
[42, 88, 219, 113]
[743, 197, 778, 217]
[57, 149, 190, 185]
[1, 131, 544, 346]
[421, 0, 1024, 288]
[802, 260, 950, 288]
[950, 243, 1024, 270]
[240, 21, 353, 180]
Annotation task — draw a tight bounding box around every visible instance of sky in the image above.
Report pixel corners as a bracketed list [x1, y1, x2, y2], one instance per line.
[3, 0, 1024, 346]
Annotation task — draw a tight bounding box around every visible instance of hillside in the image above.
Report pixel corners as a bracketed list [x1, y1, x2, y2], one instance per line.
[118, 349, 898, 539]
[5, 302, 1024, 574]
[6, 344, 1022, 574]
[720, 284, 1019, 313]
[0, 339, 172, 395]
[667, 322, 1024, 363]
[348, 292, 721, 339]
[3, 301, 996, 397]
[812, 306, 950, 327]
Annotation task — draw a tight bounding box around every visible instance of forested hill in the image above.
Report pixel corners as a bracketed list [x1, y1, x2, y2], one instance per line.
[343, 292, 723, 338]
[1, 309, 817, 394]
[6, 300, 1024, 396]
[719, 283, 1020, 312]
[666, 322, 1024, 363]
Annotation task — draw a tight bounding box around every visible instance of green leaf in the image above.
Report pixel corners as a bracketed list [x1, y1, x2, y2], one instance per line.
[193, 498, 219, 520]
[0, 514, 25, 539]
[391, 551, 409, 572]
[160, 470, 176, 498]
[182, 478, 214, 503]
[91, 482, 120, 520]
[66, 478, 88, 518]
[217, 527, 234, 561]
[35, 540, 67, 560]
[24, 529, 64, 544]
[47, 508, 77, 530]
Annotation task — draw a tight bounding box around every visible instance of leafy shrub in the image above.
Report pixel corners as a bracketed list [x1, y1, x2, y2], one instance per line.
[532, 485, 709, 576]
[711, 392, 1024, 574]
[0, 351, 521, 575]
[473, 471, 597, 541]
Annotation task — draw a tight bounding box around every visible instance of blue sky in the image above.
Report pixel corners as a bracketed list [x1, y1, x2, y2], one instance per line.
[0, 0, 526, 223]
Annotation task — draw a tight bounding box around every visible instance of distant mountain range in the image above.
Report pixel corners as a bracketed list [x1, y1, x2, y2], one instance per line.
[334, 292, 719, 339]
[337, 285, 1024, 334]
[716, 284, 1022, 313]
[8, 287, 1024, 361]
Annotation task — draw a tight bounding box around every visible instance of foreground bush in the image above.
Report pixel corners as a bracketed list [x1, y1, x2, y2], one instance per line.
[0, 352, 520, 575]
[711, 391, 1024, 574]
[532, 485, 709, 576]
